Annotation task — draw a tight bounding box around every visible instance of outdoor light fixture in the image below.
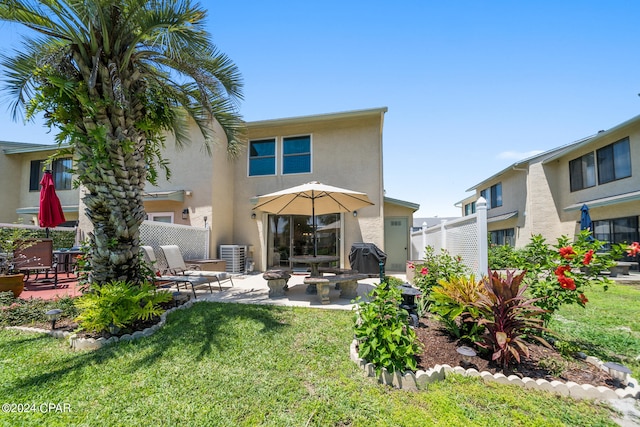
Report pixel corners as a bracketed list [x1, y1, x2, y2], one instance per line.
[251, 213, 257, 219]
[353, 211, 358, 217]
[45, 309, 62, 330]
[182, 208, 189, 220]
[604, 362, 632, 386]
[456, 346, 477, 367]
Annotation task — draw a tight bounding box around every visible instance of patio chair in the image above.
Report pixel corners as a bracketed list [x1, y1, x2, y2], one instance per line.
[140, 245, 216, 298]
[16, 238, 58, 288]
[160, 245, 234, 291]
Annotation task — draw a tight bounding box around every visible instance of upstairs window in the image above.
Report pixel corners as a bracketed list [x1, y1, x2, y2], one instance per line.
[597, 137, 631, 184]
[282, 135, 311, 174]
[481, 183, 502, 209]
[464, 201, 476, 216]
[29, 158, 73, 191]
[569, 152, 596, 191]
[248, 139, 276, 176]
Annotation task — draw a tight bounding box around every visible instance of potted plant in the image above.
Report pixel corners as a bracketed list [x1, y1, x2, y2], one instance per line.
[0, 227, 35, 297]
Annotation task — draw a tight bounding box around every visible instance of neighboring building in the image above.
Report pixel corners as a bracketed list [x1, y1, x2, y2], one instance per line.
[0, 107, 419, 272]
[459, 114, 640, 249]
[412, 217, 459, 232]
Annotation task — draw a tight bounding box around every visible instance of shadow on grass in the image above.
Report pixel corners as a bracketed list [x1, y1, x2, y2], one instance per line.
[3, 302, 289, 394]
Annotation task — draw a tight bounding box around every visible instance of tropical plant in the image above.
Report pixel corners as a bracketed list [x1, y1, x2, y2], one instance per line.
[74, 280, 171, 333]
[0, 1, 245, 285]
[353, 282, 422, 374]
[429, 274, 486, 343]
[472, 270, 550, 372]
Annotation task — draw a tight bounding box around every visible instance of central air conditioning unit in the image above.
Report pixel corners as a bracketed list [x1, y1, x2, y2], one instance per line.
[219, 245, 247, 274]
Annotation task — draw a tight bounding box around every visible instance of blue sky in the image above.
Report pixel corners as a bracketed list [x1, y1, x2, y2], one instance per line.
[1, 1, 639, 217]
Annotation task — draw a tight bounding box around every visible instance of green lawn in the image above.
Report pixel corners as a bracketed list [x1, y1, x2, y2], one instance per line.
[0, 302, 619, 426]
[549, 281, 640, 379]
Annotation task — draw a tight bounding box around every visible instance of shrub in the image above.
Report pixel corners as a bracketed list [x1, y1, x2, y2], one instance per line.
[411, 246, 470, 314]
[0, 291, 78, 326]
[429, 275, 486, 343]
[74, 281, 171, 333]
[353, 282, 422, 374]
[472, 270, 550, 371]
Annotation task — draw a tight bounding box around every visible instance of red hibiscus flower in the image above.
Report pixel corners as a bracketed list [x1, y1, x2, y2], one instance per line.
[579, 293, 589, 305]
[420, 267, 429, 275]
[583, 250, 594, 266]
[558, 275, 576, 290]
[555, 265, 571, 277]
[559, 246, 576, 260]
[627, 242, 640, 257]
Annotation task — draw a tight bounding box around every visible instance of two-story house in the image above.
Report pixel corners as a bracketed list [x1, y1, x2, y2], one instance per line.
[459, 114, 640, 249]
[1, 107, 419, 272]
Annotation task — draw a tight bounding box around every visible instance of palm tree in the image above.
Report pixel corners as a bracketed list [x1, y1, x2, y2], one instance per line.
[0, 0, 245, 284]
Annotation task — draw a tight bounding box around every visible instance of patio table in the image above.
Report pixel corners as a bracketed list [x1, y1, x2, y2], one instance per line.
[289, 255, 339, 294]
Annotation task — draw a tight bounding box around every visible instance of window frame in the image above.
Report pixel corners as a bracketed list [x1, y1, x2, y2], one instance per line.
[248, 138, 277, 177]
[597, 137, 631, 185]
[29, 157, 73, 191]
[281, 134, 312, 175]
[481, 183, 502, 209]
[569, 152, 596, 192]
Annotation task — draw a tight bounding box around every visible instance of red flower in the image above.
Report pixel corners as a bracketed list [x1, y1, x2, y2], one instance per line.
[420, 267, 429, 275]
[408, 262, 415, 269]
[559, 246, 576, 260]
[627, 242, 640, 257]
[555, 265, 571, 277]
[579, 293, 589, 305]
[558, 275, 576, 290]
[583, 250, 594, 266]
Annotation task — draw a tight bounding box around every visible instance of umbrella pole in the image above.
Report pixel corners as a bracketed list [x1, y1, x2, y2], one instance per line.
[312, 198, 317, 257]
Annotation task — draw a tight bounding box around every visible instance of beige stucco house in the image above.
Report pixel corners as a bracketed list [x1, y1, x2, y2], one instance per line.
[0, 107, 419, 272]
[459, 114, 640, 249]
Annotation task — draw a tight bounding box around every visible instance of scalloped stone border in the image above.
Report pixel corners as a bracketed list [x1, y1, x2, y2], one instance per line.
[5, 299, 199, 351]
[350, 340, 639, 400]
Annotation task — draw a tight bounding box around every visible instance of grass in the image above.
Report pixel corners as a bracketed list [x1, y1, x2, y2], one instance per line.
[548, 281, 640, 379]
[0, 302, 620, 426]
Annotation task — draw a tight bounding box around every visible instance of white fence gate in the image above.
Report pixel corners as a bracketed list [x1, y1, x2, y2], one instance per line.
[410, 198, 488, 276]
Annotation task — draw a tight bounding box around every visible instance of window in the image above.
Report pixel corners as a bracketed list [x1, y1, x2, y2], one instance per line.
[464, 201, 476, 216]
[29, 158, 73, 191]
[481, 183, 502, 209]
[282, 135, 311, 174]
[490, 228, 515, 246]
[147, 212, 174, 223]
[593, 216, 639, 251]
[597, 137, 631, 184]
[569, 152, 596, 191]
[248, 139, 276, 176]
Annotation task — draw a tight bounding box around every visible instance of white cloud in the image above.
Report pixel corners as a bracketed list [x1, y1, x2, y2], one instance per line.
[497, 150, 544, 161]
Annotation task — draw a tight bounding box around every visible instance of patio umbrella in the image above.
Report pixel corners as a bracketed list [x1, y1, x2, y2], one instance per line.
[252, 181, 374, 256]
[39, 170, 66, 237]
[580, 204, 592, 231]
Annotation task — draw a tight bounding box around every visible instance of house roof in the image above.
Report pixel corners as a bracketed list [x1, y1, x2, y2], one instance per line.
[487, 210, 518, 223]
[465, 137, 592, 192]
[384, 196, 420, 212]
[246, 107, 388, 128]
[2, 142, 70, 154]
[16, 205, 79, 214]
[563, 190, 640, 212]
[143, 190, 187, 202]
[543, 113, 640, 164]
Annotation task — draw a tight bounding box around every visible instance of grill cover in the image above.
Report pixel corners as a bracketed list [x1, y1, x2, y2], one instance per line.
[349, 243, 387, 276]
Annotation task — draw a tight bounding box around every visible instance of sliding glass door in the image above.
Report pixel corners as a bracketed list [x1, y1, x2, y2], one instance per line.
[267, 214, 340, 269]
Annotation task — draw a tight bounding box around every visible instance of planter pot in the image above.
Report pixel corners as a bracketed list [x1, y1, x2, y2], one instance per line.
[0, 273, 25, 297]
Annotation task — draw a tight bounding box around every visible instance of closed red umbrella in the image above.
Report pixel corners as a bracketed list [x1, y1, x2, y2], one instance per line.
[39, 170, 65, 236]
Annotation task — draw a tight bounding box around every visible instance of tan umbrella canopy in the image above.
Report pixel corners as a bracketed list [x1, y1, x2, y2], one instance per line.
[252, 181, 374, 256]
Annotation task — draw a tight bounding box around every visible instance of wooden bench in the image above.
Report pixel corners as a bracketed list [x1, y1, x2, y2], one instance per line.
[609, 262, 635, 277]
[304, 274, 367, 304]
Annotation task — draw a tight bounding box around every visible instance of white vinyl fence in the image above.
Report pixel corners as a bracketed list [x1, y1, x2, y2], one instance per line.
[140, 220, 210, 261]
[410, 198, 488, 276]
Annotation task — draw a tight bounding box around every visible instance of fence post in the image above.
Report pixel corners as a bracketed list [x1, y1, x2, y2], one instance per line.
[477, 197, 488, 277]
[421, 222, 427, 258]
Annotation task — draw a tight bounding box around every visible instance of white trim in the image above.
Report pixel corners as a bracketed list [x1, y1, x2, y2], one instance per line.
[247, 137, 278, 178]
[146, 212, 175, 223]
